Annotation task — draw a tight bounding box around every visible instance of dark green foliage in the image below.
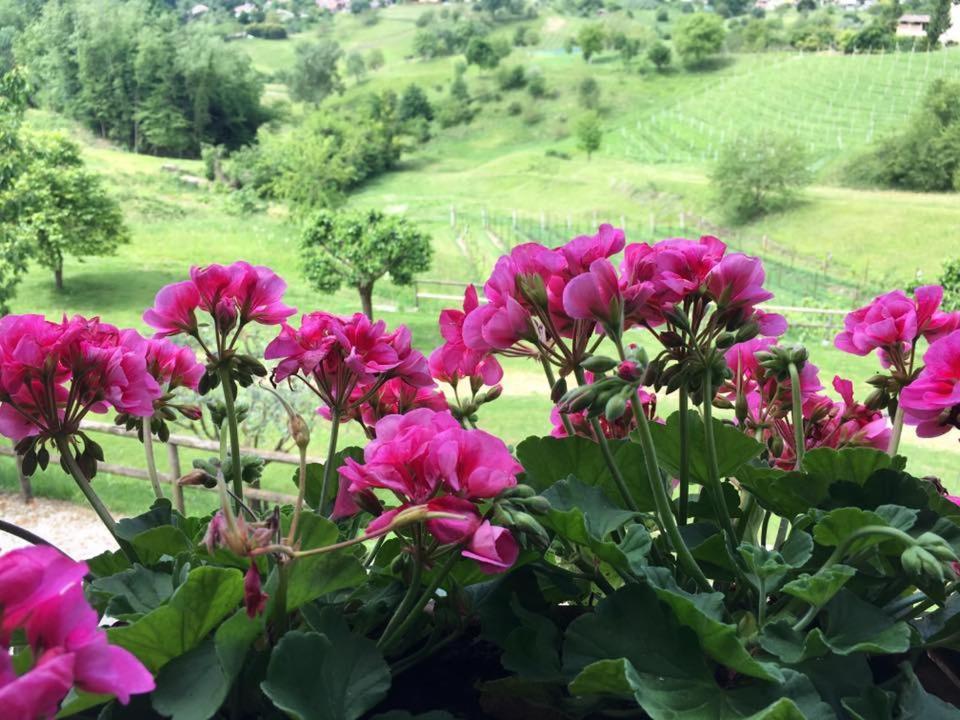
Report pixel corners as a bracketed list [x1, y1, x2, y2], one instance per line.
[575, 112, 602, 160]
[299, 208, 432, 317]
[577, 76, 600, 109]
[711, 130, 812, 222]
[245, 22, 288, 39]
[496, 64, 527, 90]
[926, 0, 953, 45]
[18, 0, 270, 157]
[674, 12, 726, 68]
[648, 40, 672, 70]
[848, 79, 960, 192]
[936, 258, 960, 310]
[576, 23, 606, 62]
[465, 36, 501, 69]
[288, 39, 345, 106]
[398, 84, 433, 122]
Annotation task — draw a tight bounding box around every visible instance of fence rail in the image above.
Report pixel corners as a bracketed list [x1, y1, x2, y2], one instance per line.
[4, 419, 306, 513]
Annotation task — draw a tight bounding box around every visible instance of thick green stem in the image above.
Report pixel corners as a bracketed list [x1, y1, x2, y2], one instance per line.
[218, 366, 244, 513]
[633, 394, 710, 590]
[321, 409, 341, 516]
[678, 388, 691, 525]
[788, 362, 805, 470]
[142, 428, 164, 500]
[55, 434, 127, 558]
[592, 419, 639, 512]
[702, 367, 740, 557]
[378, 553, 423, 649]
[888, 405, 905, 457]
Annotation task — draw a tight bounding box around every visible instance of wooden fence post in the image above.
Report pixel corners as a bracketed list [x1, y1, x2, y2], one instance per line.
[167, 442, 185, 515]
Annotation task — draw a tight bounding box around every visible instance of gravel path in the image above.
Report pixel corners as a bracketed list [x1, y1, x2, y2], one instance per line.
[0, 491, 118, 560]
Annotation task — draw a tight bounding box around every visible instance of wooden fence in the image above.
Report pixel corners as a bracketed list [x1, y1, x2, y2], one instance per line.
[3, 420, 307, 512]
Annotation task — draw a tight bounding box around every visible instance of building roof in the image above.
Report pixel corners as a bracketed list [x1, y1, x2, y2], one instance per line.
[898, 14, 930, 23]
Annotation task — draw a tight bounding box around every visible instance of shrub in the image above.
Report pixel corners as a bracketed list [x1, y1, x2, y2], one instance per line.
[674, 12, 726, 68]
[496, 64, 527, 90]
[648, 40, 672, 70]
[937, 258, 960, 310]
[711, 130, 812, 222]
[527, 71, 547, 97]
[245, 22, 288, 39]
[575, 111, 602, 158]
[578, 76, 600, 108]
[398, 84, 434, 122]
[656, 7, 669, 21]
[507, 100, 523, 115]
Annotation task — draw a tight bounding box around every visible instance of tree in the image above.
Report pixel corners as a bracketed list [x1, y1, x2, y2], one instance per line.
[465, 37, 500, 70]
[398, 84, 433, 122]
[575, 112, 602, 160]
[936, 257, 960, 310]
[0, 69, 31, 312]
[674, 13, 726, 68]
[648, 41, 672, 71]
[346, 51, 366, 84]
[367, 48, 385, 71]
[289, 39, 344, 106]
[927, 0, 953, 45]
[710, 130, 811, 222]
[300, 209, 432, 318]
[4, 132, 129, 289]
[578, 76, 600, 109]
[576, 23, 606, 62]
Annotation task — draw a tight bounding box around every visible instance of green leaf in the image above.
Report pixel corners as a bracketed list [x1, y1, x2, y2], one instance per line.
[801, 447, 895, 487]
[812, 507, 897, 553]
[569, 658, 832, 720]
[295, 446, 364, 510]
[85, 549, 131, 578]
[371, 713, 458, 720]
[841, 687, 895, 720]
[894, 662, 960, 719]
[914, 593, 960, 644]
[780, 531, 814, 568]
[131, 525, 194, 565]
[759, 591, 912, 664]
[781, 564, 857, 608]
[739, 544, 789, 593]
[646, 410, 764, 485]
[108, 566, 244, 674]
[562, 583, 713, 681]
[540, 476, 647, 572]
[285, 513, 366, 611]
[151, 639, 230, 720]
[261, 629, 390, 720]
[641, 567, 782, 682]
[115, 499, 175, 542]
[501, 595, 563, 681]
[737, 465, 830, 519]
[90, 565, 173, 619]
[516, 435, 656, 510]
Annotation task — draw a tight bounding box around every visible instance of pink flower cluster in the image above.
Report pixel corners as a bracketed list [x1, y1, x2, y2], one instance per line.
[144, 261, 296, 340]
[336, 409, 521, 574]
[0, 546, 154, 717]
[901, 329, 960, 439]
[835, 286, 959, 362]
[266, 312, 437, 429]
[0, 314, 163, 443]
[430, 286, 504, 389]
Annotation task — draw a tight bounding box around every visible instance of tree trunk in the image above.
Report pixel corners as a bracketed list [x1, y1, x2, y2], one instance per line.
[358, 283, 374, 319]
[54, 256, 64, 291]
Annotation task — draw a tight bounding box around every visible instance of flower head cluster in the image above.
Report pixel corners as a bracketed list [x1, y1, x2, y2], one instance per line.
[551, 380, 658, 439]
[430, 285, 504, 388]
[266, 312, 435, 431]
[0, 315, 162, 461]
[0, 546, 154, 717]
[337, 409, 522, 574]
[901, 329, 960, 440]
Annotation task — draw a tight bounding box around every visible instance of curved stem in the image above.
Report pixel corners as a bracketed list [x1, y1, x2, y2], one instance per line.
[378, 549, 425, 650]
[678, 387, 691, 525]
[0, 518, 58, 549]
[142, 427, 164, 500]
[286, 444, 309, 545]
[788, 362, 805, 470]
[702, 367, 740, 556]
[591, 419, 639, 512]
[321, 409, 341, 517]
[54, 434, 125, 556]
[541, 357, 574, 437]
[218, 366, 244, 513]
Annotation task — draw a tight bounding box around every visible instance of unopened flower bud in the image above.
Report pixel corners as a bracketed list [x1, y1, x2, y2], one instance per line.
[735, 392, 750, 425]
[179, 404, 203, 421]
[617, 361, 640, 381]
[605, 393, 628, 421]
[916, 532, 959, 562]
[485, 384, 503, 402]
[515, 495, 552, 515]
[660, 331, 684, 349]
[715, 332, 736, 350]
[735, 321, 760, 343]
[289, 413, 310, 450]
[518, 273, 548, 308]
[712, 396, 734, 410]
[550, 377, 568, 403]
[902, 545, 947, 584]
[501, 484, 536, 499]
[663, 306, 691, 332]
[864, 389, 886, 411]
[581, 355, 619, 373]
[179, 468, 217, 489]
[769, 434, 784, 458]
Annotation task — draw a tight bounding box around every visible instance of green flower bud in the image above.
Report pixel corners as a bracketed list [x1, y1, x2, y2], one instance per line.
[916, 532, 959, 562]
[581, 355, 620, 373]
[605, 393, 628, 421]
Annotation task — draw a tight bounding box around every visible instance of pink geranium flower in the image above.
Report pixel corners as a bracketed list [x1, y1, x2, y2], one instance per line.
[430, 286, 503, 388]
[243, 563, 269, 619]
[0, 546, 154, 716]
[462, 521, 520, 574]
[901, 329, 960, 439]
[705, 253, 774, 314]
[562, 258, 623, 332]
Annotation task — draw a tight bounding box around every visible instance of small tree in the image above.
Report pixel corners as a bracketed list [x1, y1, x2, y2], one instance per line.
[926, 0, 953, 45]
[577, 24, 607, 62]
[575, 112, 602, 160]
[937, 257, 960, 311]
[648, 41, 672, 71]
[578, 76, 600, 109]
[289, 40, 344, 106]
[300, 209, 432, 319]
[398, 84, 434, 122]
[346, 51, 367, 84]
[7, 132, 129, 290]
[367, 48, 385, 71]
[674, 13, 726, 68]
[711, 130, 811, 222]
[465, 37, 501, 71]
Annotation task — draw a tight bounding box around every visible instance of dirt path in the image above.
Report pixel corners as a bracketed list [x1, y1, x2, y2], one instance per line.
[0, 492, 118, 561]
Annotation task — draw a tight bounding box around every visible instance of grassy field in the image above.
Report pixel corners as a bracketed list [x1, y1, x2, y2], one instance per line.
[3, 5, 960, 515]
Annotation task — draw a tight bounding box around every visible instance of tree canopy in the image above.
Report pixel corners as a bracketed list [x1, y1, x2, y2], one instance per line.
[674, 13, 727, 68]
[289, 40, 345, 105]
[300, 209, 432, 318]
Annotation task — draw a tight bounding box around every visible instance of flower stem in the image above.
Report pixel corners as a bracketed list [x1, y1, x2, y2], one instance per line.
[142, 427, 164, 500]
[379, 548, 461, 654]
[678, 387, 691, 525]
[702, 366, 741, 559]
[888, 405, 905, 457]
[286, 444, 309, 546]
[378, 544, 425, 650]
[541, 357, 575, 437]
[218, 366, 244, 513]
[321, 408, 341, 517]
[788, 362, 805, 470]
[54, 434, 127, 557]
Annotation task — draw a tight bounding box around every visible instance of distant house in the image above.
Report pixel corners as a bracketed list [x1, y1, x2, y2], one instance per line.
[897, 5, 960, 44]
[275, 8, 295, 20]
[317, 0, 349, 11]
[189, 3, 209, 16]
[754, 0, 796, 11]
[233, 2, 259, 17]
